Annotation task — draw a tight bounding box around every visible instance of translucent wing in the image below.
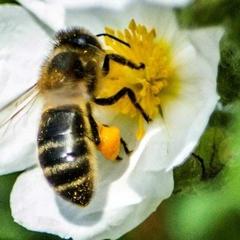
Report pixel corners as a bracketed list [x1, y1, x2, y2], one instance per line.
[0, 84, 40, 127]
[0, 84, 44, 174]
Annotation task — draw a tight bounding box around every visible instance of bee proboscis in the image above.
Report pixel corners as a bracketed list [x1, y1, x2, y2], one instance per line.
[0, 27, 151, 206]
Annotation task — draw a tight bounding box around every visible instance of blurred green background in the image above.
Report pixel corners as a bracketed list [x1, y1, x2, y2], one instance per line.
[1, 0, 240, 239]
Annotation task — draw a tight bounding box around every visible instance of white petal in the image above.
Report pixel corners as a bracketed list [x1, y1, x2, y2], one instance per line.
[162, 27, 223, 170]
[18, 0, 192, 12]
[187, 28, 224, 75]
[0, 5, 49, 174]
[50, 0, 131, 9]
[11, 118, 172, 240]
[0, 5, 49, 109]
[76, 4, 178, 37]
[63, 2, 164, 34]
[0, 100, 42, 175]
[129, 117, 169, 172]
[15, 1, 190, 35]
[146, 0, 193, 7]
[16, 0, 130, 32]
[16, 0, 65, 31]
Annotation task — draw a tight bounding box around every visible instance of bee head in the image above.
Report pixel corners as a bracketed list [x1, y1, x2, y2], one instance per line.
[38, 28, 103, 92]
[55, 28, 102, 50]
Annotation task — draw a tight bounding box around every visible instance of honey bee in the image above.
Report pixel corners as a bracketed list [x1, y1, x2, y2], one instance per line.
[0, 27, 151, 206]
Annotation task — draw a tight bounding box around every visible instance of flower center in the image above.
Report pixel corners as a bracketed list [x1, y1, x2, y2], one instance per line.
[96, 19, 175, 140]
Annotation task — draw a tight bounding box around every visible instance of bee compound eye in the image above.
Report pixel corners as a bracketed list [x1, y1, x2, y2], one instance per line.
[74, 34, 101, 49]
[56, 29, 102, 50]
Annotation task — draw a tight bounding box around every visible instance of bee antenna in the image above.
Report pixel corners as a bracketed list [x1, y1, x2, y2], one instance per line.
[96, 33, 130, 48]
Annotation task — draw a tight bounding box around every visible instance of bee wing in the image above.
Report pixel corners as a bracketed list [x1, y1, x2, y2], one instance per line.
[88, 44, 106, 62]
[0, 83, 44, 139]
[0, 84, 40, 126]
[0, 84, 44, 174]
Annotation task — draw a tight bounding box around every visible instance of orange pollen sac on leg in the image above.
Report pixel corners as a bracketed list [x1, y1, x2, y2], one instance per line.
[97, 125, 121, 161]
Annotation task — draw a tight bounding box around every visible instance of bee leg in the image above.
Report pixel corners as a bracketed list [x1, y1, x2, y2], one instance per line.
[120, 138, 132, 155]
[102, 53, 145, 75]
[94, 87, 152, 123]
[88, 113, 100, 145]
[116, 156, 123, 161]
[115, 138, 132, 161]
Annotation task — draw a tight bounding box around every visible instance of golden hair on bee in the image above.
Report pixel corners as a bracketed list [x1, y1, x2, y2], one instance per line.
[37, 28, 104, 104]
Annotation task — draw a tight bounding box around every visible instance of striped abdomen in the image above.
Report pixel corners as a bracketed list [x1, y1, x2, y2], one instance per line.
[37, 104, 95, 206]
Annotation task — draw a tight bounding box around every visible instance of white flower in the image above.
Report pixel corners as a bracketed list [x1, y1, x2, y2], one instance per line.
[16, 0, 194, 31]
[0, 1, 222, 240]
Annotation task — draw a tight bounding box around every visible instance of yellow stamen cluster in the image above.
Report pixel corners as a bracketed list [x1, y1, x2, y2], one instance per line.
[96, 19, 174, 140]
